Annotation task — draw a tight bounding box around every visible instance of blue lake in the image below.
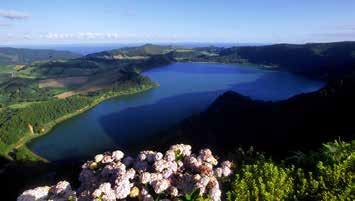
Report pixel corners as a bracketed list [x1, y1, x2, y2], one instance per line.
[29, 63, 324, 161]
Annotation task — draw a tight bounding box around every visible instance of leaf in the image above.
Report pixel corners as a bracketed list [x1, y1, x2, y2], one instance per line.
[191, 189, 201, 200]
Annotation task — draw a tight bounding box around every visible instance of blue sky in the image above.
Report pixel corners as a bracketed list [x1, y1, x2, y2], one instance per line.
[0, 0, 354, 44]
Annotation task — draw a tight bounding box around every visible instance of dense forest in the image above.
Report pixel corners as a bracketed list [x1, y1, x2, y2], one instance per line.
[0, 96, 93, 145]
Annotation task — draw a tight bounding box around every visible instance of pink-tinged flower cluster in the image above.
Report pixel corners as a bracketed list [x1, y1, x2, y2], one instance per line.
[17, 181, 77, 201]
[17, 144, 233, 201]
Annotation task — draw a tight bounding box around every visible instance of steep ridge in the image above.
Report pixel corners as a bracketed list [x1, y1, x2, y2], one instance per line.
[159, 73, 355, 156]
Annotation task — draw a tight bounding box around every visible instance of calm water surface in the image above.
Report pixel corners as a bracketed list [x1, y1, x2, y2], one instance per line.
[29, 63, 324, 161]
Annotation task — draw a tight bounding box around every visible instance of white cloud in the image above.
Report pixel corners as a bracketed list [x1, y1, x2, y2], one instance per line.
[0, 10, 30, 20]
[39, 32, 138, 40]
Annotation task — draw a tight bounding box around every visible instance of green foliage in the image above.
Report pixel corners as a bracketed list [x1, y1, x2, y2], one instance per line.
[182, 189, 209, 201]
[292, 140, 355, 201]
[24, 59, 106, 78]
[227, 161, 295, 201]
[12, 146, 39, 162]
[175, 149, 184, 162]
[0, 47, 80, 65]
[67, 195, 73, 201]
[226, 140, 354, 201]
[0, 96, 93, 145]
[0, 77, 52, 103]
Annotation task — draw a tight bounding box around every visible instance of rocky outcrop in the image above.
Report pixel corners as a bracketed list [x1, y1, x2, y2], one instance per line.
[17, 144, 232, 201]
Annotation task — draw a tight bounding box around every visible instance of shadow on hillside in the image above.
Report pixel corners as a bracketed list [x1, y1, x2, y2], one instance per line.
[227, 71, 324, 101]
[97, 89, 227, 154]
[0, 156, 82, 201]
[97, 72, 325, 155]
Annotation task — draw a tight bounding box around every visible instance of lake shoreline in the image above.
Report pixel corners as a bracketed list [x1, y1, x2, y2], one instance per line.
[5, 83, 159, 162]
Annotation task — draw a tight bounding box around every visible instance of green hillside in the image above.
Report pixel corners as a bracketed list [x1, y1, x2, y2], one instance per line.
[202, 41, 355, 79]
[0, 47, 81, 65]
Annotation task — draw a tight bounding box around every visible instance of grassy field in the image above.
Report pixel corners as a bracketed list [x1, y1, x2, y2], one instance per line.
[8, 101, 41, 109]
[38, 76, 88, 88]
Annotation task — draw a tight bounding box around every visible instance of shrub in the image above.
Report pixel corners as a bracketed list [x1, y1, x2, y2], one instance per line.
[226, 140, 354, 201]
[226, 161, 295, 201]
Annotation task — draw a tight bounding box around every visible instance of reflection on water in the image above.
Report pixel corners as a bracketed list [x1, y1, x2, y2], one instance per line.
[29, 63, 324, 161]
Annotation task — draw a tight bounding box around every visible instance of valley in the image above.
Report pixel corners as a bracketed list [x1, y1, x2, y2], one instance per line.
[0, 42, 354, 162]
[0, 42, 353, 201]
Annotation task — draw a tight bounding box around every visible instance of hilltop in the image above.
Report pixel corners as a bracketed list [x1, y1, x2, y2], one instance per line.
[0, 47, 81, 65]
[177, 41, 355, 80]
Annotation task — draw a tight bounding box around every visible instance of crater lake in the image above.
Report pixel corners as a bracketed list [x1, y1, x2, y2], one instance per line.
[29, 62, 324, 161]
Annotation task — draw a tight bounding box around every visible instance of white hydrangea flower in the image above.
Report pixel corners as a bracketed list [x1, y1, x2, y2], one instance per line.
[209, 186, 222, 201]
[140, 172, 151, 184]
[112, 162, 126, 174]
[138, 152, 147, 161]
[92, 183, 116, 201]
[155, 152, 163, 161]
[198, 149, 218, 166]
[114, 179, 132, 199]
[170, 144, 192, 156]
[152, 179, 170, 194]
[17, 186, 50, 201]
[95, 154, 104, 163]
[102, 155, 114, 164]
[184, 155, 201, 171]
[112, 150, 124, 161]
[162, 168, 173, 179]
[51, 181, 71, 195]
[168, 186, 179, 197]
[164, 150, 175, 161]
[43, 181, 77, 201]
[169, 161, 178, 172]
[149, 173, 163, 183]
[198, 163, 214, 176]
[222, 166, 232, 177]
[153, 159, 169, 172]
[214, 167, 223, 178]
[177, 160, 184, 169]
[195, 175, 210, 195]
[126, 168, 136, 180]
[221, 160, 232, 168]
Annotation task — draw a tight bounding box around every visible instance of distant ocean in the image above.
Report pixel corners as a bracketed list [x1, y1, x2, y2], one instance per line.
[1, 43, 270, 55]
